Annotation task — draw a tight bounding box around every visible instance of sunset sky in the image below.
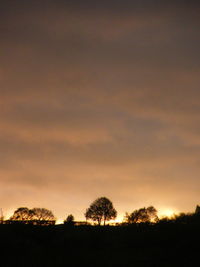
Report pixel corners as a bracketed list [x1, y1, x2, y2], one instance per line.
[1, 0, 200, 222]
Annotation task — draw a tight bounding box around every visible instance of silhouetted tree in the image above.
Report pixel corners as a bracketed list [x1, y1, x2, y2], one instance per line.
[31, 208, 56, 221]
[9, 207, 56, 224]
[172, 212, 195, 224]
[0, 215, 3, 224]
[64, 214, 75, 225]
[0, 208, 4, 224]
[195, 205, 200, 214]
[10, 207, 34, 220]
[85, 197, 117, 225]
[125, 206, 158, 224]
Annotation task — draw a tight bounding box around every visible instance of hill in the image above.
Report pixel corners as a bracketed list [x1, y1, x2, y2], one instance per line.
[0, 223, 199, 266]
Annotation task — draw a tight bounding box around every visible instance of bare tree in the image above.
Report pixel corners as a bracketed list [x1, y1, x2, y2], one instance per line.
[85, 197, 117, 225]
[9, 207, 56, 224]
[31, 208, 56, 221]
[10, 207, 34, 221]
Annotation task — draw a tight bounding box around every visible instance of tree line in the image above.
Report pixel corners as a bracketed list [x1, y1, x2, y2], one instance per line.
[1, 197, 200, 226]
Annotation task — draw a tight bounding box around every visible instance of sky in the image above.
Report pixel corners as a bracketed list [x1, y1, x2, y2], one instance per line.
[1, 0, 200, 222]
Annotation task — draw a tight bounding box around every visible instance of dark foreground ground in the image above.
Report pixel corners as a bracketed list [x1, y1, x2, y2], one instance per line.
[0, 223, 199, 267]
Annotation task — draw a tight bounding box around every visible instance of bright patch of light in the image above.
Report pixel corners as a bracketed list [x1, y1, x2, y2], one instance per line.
[158, 209, 177, 218]
[56, 219, 63, 225]
[110, 214, 124, 224]
[4, 209, 14, 220]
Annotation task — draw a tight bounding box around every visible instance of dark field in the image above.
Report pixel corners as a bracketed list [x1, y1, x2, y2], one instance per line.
[0, 223, 199, 267]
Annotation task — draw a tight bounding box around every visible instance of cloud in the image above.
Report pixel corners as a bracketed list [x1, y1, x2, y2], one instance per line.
[0, 0, 200, 220]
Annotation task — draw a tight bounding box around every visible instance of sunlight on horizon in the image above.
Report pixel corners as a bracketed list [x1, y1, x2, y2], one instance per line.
[4, 208, 180, 223]
[158, 209, 178, 219]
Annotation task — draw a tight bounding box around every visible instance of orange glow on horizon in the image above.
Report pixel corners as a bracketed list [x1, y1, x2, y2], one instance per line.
[158, 209, 178, 219]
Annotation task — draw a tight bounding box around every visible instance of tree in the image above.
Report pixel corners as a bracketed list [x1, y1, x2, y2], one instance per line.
[0, 208, 4, 224]
[85, 197, 117, 225]
[31, 208, 56, 221]
[10, 207, 34, 221]
[64, 214, 75, 225]
[125, 206, 158, 224]
[9, 207, 56, 223]
[195, 205, 200, 214]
